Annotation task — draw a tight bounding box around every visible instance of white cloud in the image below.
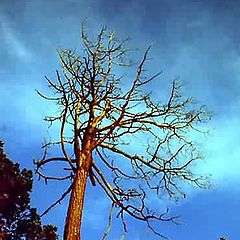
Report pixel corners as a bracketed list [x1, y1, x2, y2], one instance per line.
[198, 115, 240, 188]
[0, 12, 32, 60]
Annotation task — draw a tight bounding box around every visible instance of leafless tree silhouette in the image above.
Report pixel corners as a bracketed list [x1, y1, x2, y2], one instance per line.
[35, 25, 210, 240]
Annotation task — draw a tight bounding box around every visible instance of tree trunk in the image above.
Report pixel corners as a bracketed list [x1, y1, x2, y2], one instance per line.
[63, 165, 88, 240]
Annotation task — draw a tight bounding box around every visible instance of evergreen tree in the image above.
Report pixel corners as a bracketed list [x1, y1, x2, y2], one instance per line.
[0, 140, 58, 240]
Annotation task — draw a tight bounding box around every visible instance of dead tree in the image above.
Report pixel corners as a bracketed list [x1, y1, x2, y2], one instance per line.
[35, 26, 210, 240]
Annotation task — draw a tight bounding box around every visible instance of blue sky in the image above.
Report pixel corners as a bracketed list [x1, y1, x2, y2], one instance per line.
[0, 0, 240, 239]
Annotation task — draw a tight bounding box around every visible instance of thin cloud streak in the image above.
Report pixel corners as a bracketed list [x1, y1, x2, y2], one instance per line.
[0, 12, 32, 61]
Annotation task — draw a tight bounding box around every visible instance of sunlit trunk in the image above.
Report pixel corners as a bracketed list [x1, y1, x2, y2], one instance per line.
[63, 158, 89, 240]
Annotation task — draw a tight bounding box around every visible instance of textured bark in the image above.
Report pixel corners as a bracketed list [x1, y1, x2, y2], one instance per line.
[63, 163, 88, 240]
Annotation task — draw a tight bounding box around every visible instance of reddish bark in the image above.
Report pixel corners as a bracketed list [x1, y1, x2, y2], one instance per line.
[63, 161, 88, 240]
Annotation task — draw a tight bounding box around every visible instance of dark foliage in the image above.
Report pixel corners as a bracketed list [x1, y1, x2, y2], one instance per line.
[0, 140, 58, 240]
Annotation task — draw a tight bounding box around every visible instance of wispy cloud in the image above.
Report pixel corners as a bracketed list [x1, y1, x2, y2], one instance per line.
[0, 11, 32, 60]
[198, 115, 240, 188]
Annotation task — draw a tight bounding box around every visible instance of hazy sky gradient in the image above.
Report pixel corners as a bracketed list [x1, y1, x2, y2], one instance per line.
[0, 0, 240, 239]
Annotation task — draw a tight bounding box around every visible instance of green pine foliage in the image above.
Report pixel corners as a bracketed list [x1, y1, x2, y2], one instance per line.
[0, 140, 58, 240]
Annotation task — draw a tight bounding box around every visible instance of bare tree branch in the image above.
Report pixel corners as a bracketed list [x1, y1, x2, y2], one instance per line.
[36, 25, 210, 239]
